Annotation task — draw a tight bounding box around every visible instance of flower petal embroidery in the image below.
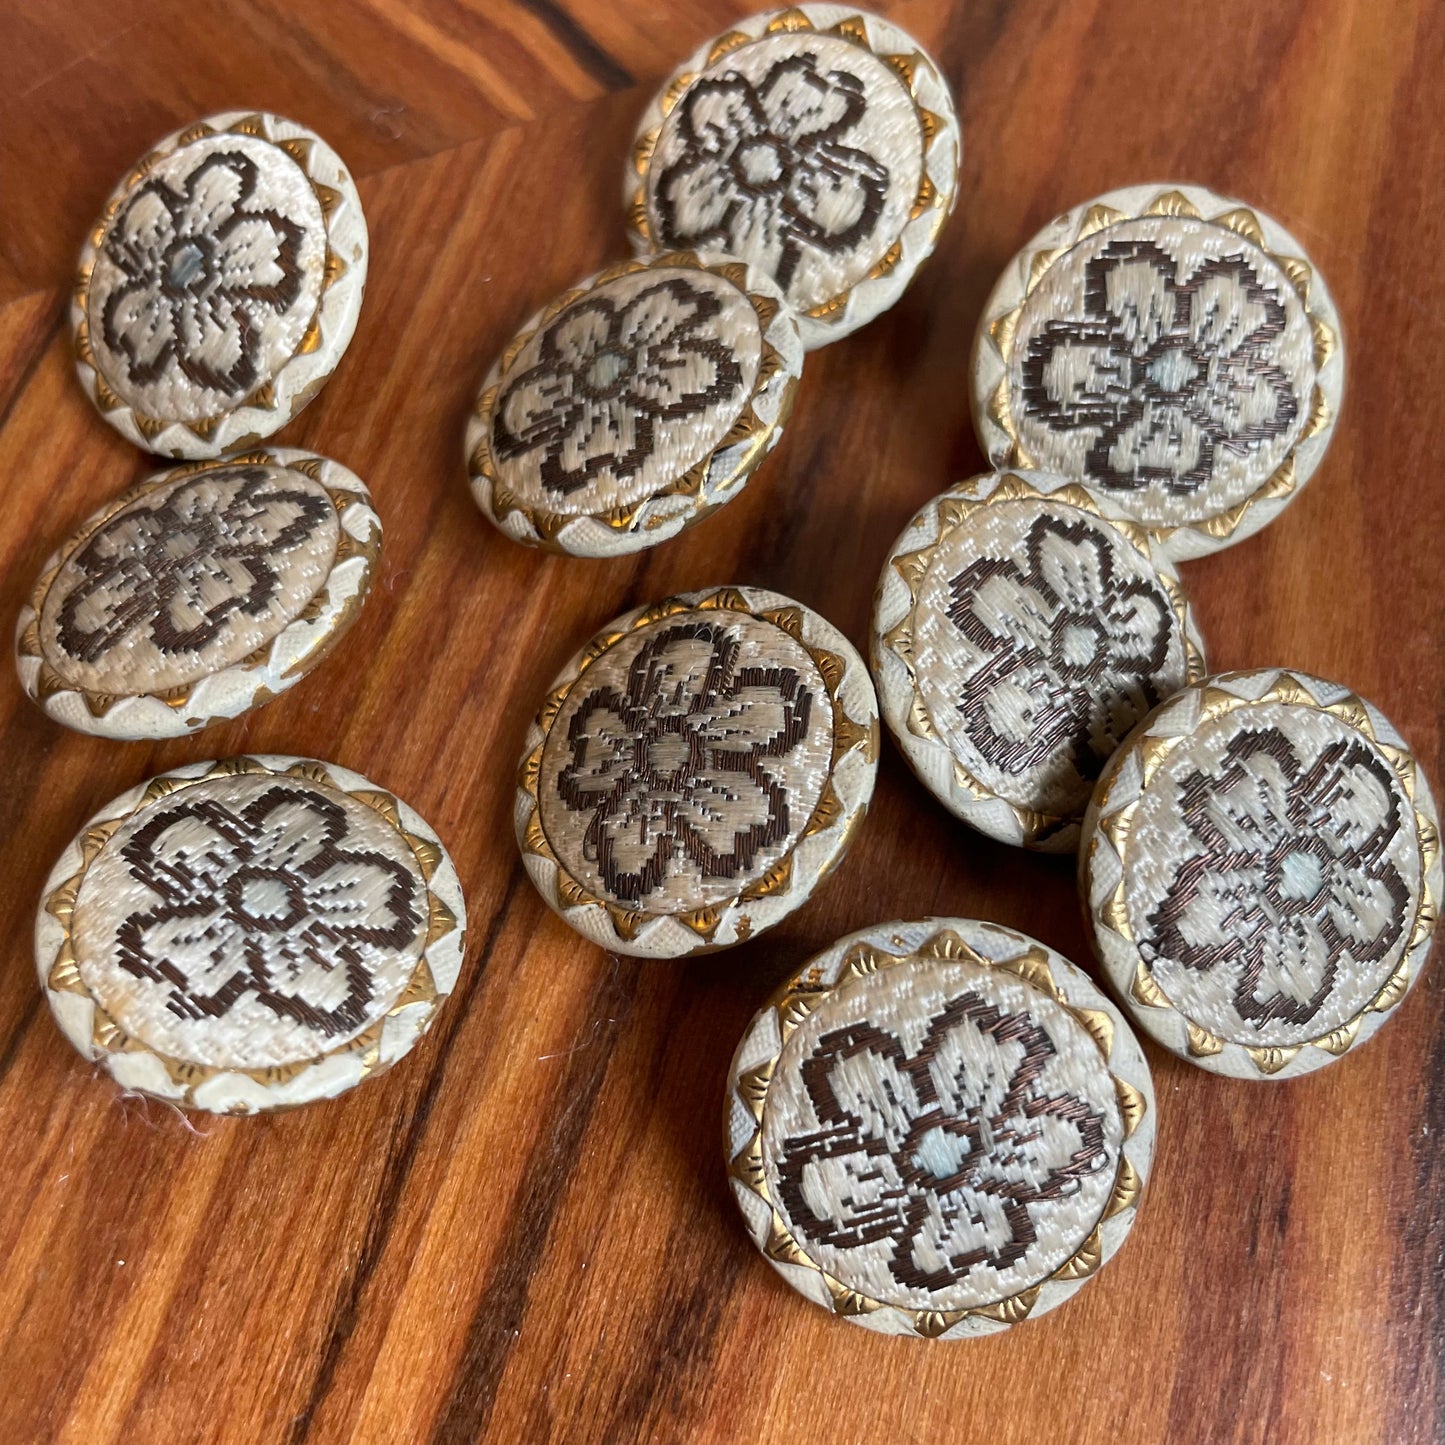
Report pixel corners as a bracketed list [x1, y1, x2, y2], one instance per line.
[554, 623, 815, 907]
[176, 152, 252, 237]
[675, 766, 782, 862]
[95, 146, 309, 404]
[945, 515, 1176, 792]
[55, 469, 332, 663]
[1021, 238, 1306, 495]
[680, 74, 770, 152]
[655, 55, 890, 295]
[775, 996, 1111, 1291]
[758, 55, 861, 143]
[114, 783, 422, 1039]
[101, 281, 177, 379]
[1148, 729, 1413, 1031]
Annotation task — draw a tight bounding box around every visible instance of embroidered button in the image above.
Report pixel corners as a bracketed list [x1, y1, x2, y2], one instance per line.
[36, 756, 465, 1114]
[16, 449, 380, 740]
[726, 918, 1154, 1335]
[73, 111, 368, 458]
[627, 5, 960, 348]
[1082, 670, 1441, 1079]
[971, 184, 1343, 558]
[467, 253, 802, 555]
[517, 587, 878, 956]
[872, 470, 1206, 850]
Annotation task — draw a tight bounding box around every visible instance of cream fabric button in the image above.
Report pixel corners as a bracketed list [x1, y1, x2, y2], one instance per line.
[36, 756, 465, 1114]
[627, 5, 960, 348]
[467, 253, 802, 556]
[73, 111, 368, 458]
[1082, 670, 1441, 1079]
[972, 184, 1343, 558]
[726, 918, 1154, 1336]
[16, 448, 380, 740]
[517, 587, 878, 957]
[872, 470, 1206, 851]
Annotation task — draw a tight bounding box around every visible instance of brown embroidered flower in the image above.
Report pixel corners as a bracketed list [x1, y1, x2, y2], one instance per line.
[493, 276, 744, 497]
[1021, 239, 1300, 494]
[116, 784, 423, 1038]
[55, 466, 333, 664]
[775, 992, 1110, 1291]
[99, 149, 306, 400]
[1146, 729, 1412, 1029]
[654, 54, 889, 293]
[555, 621, 812, 906]
[945, 513, 1175, 794]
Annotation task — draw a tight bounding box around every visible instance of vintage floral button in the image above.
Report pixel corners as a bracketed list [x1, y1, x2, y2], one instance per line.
[1083, 670, 1441, 1079]
[73, 111, 368, 458]
[16, 448, 380, 740]
[726, 918, 1154, 1335]
[626, 5, 960, 348]
[517, 587, 878, 956]
[872, 470, 1206, 851]
[36, 756, 465, 1114]
[467, 253, 802, 556]
[971, 184, 1343, 558]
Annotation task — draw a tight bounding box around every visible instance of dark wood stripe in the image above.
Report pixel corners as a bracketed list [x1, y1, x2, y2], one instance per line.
[0, 303, 63, 439]
[517, 0, 634, 91]
[427, 953, 639, 1445]
[0, 994, 41, 1087]
[287, 864, 523, 1445]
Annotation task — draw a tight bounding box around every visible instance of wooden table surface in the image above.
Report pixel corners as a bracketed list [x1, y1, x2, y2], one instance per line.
[1, 2, 1442, 1441]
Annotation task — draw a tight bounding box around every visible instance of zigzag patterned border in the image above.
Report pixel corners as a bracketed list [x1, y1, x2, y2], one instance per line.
[515, 586, 879, 958]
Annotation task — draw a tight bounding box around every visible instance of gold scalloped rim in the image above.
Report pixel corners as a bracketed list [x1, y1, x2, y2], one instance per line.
[982, 188, 1339, 547]
[626, 10, 954, 327]
[18, 451, 380, 726]
[1091, 674, 1440, 1075]
[517, 588, 878, 950]
[878, 471, 1207, 844]
[40, 757, 458, 1111]
[729, 927, 1147, 1336]
[73, 114, 353, 443]
[469, 252, 799, 551]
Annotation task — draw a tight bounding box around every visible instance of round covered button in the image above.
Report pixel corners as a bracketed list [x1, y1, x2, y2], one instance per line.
[517, 587, 878, 957]
[627, 5, 960, 348]
[16, 448, 380, 740]
[872, 470, 1206, 850]
[73, 111, 368, 458]
[1082, 670, 1441, 1079]
[36, 756, 466, 1114]
[467, 253, 801, 556]
[726, 918, 1154, 1336]
[971, 184, 1343, 558]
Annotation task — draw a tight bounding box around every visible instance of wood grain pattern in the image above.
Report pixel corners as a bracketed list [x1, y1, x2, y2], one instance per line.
[0, 1, 1440, 1441]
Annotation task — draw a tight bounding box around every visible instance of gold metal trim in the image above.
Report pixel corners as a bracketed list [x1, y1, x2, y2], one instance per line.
[728, 928, 1147, 1336]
